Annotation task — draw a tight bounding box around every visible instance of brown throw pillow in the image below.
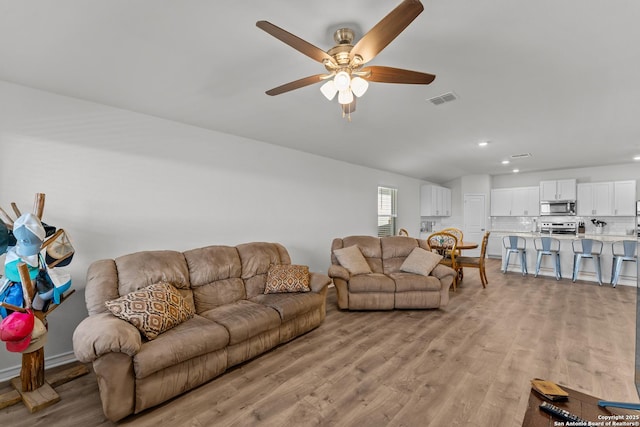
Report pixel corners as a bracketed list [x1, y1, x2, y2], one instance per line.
[265, 264, 311, 294]
[400, 247, 443, 277]
[105, 282, 194, 340]
[333, 245, 372, 275]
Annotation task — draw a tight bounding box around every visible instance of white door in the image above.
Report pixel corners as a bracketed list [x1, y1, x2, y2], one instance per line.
[463, 193, 486, 257]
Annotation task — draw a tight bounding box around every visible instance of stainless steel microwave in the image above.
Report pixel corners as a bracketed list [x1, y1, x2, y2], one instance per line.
[540, 201, 576, 216]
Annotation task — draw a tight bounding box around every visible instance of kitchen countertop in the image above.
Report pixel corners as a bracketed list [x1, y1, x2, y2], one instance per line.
[489, 230, 637, 242]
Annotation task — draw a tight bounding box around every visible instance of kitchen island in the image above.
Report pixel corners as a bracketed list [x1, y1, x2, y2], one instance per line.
[489, 231, 638, 286]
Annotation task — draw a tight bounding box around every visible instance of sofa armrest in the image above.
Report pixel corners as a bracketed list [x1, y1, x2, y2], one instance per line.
[73, 312, 142, 363]
[328, 264, 350, 281]
[309, 272, 332, 293]
[431, 264, 456, 280]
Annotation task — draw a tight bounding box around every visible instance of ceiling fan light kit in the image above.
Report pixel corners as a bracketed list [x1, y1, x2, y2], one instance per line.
[257, 0, 435, 120]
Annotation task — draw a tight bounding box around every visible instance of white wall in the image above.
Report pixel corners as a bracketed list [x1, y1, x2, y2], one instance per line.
[0, 81, 425, 378]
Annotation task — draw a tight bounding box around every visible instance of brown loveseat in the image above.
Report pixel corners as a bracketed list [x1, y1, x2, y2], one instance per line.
[329, 235, 456, 310]
[72, 242, 331, 422]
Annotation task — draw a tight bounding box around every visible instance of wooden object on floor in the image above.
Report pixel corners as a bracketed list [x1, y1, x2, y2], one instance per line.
[10, 377, 60, 413]
[0, 389, 21, 410]
[0, 363, 89, 414]
[21, 347, 45, 392]
[522, 383, 610, 426]
[456, 231, 491, 288]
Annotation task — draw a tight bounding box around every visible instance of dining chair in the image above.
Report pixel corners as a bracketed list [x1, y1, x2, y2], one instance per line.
[397, 228, 409, 236]
[571, 239, 603, 285]
[533, 236, 562, 280]
[426, 231, 460, 291]
[440, 227, 463, 255]
[502, 235, 528, 275]
[455, 231, 490, 288]
[610, 240, 637, 287]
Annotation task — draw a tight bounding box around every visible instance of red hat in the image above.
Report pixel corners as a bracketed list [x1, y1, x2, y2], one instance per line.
[0, 310, 35, 352]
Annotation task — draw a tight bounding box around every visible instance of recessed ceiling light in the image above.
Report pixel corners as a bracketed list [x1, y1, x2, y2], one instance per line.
[634, 155, 640, 161]
[513, 169, 520, 173]
[501, 160, 510, 165]
[478, 141, 489, 147]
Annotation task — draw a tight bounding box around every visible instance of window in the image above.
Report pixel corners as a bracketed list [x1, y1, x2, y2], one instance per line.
[377, 186, 397, 237]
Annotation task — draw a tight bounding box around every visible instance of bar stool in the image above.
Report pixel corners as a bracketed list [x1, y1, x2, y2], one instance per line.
[611, 240, 637, 287]
[502, 235, 527, 275]
[534, 237, 562, 280]
[571, 239, 603, 285]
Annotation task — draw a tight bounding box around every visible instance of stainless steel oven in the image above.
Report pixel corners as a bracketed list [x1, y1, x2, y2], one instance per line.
[540, 221, 578, 235]
[540, 201, 576, 216]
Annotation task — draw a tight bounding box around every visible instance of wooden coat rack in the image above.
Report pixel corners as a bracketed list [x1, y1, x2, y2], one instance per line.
[0, 193, 88, 412]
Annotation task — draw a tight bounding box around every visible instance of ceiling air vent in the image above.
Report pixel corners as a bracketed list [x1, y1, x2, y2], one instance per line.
[510, 153, 532, 159]
[428, 92, 457, 106]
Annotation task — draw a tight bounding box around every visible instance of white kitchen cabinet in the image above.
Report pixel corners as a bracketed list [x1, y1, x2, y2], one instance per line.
[490, 188, 512, 216]
[539, 179, 576, 201]
[421, 185, 451, 216]
[577, 182, 614, 216]
[491, 187, 539, 216]
[614, 180, 637, 216]
[512, 187, 539, 216]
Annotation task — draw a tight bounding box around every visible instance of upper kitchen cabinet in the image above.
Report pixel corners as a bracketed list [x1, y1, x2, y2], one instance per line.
[613, 180, 637, 216]
[513, 186, 540, 216]
[577, 180, 637, 217]
[421, 185, 451, 216]
[490, 186, 539, 216]
[577, 182, 613, 216]
[539, 179, 576, 201]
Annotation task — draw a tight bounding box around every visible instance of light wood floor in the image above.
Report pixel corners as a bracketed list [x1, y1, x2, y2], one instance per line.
[1, 259, 638, 426]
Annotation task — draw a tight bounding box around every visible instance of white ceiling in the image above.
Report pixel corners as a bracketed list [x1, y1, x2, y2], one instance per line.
[1, 0, 638, 183]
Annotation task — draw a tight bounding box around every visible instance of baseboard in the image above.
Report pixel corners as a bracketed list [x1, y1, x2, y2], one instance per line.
[0, 351, 77, 383]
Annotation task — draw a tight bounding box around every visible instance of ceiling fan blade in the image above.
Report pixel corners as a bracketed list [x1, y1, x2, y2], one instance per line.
[265, 74, 327, 96]
[362, 66, 435, 84]
[256, 21, 334, 65]
[350, 0, 424, 64]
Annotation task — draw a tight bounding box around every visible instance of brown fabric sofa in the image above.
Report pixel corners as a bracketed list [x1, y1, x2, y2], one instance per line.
[73, 242, 330, 422]
[329, 236, 456, 310]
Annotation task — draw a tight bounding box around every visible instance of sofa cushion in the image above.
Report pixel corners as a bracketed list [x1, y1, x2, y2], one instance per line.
[251, 292, 324, 322]
[333, 245, 372, 275]
[237, 242, 291, 298]
[105, 283, 195, 340]
[200, 300, 281, 345]
[183, 245, 245, 312]
[133, 314, 229, 379]
[381, 236, 420, 274]
[264, 264, 310, 294]
[335, 236, 383, 273]
[347, 273, 395, 293]
[114, 251, 191, 296]
[400, 247, 443, 277]
[388, 272, 443, 292]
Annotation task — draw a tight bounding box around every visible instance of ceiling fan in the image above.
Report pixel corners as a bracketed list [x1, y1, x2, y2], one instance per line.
[256, 0, 435, 118]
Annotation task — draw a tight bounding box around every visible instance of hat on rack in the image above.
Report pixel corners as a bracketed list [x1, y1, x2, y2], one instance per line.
[13, 213, 46, 257]
[0, 310, 35, 353]
[48, 269, 72, 305]
[44, 230, 74, 268]
[0, 220, 8, 255]
[4, 247, 40, 283]
[20, 317, 47, 353]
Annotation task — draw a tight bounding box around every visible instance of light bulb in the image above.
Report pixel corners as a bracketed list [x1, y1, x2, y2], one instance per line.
[334, 71, 351, 91]
[350, 76, 369, 97]
[338, 89, 353, 105]
[320, 80, 337, 100]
